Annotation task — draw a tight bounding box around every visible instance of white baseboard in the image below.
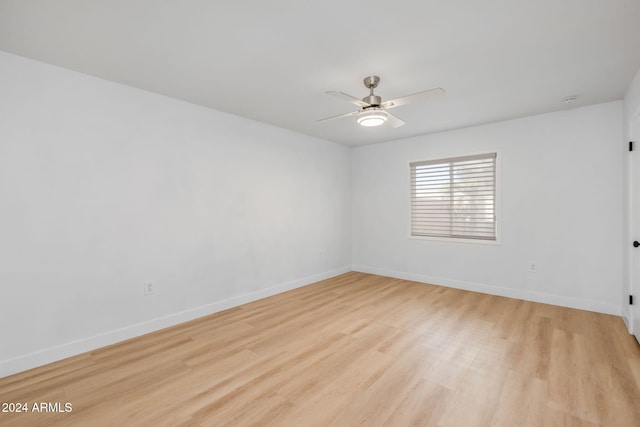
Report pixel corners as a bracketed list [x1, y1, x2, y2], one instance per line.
[622, 307, 633, 334]
[352, 265, 621, 316]
[0, 266, 351, 379]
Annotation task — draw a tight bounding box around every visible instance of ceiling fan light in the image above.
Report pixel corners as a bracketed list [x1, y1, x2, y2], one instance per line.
[357, 109, 388, 127]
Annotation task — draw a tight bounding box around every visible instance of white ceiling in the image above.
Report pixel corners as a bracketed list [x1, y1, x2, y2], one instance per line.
[1, 0, 640, 146]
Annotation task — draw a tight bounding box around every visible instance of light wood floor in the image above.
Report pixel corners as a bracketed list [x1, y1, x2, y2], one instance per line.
[1, 272, 640, 426]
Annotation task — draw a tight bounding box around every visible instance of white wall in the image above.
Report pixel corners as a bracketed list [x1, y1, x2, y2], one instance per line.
[625, 69, 640, 127]
[0, 51, 351, 377]
[352, 101, 624, 315]
[623, 67, 640, 331]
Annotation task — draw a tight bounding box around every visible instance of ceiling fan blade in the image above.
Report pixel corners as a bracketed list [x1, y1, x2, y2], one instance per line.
[382, 87, 446, 109]
[316, 110, 360, 123]
[385, 111, 406, 128]
[326, 91, 370, 108]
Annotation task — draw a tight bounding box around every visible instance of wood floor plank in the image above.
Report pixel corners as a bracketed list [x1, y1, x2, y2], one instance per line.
[1, 272, 639, 426]
[436, 353, 509, 426]
[325, 344, 438, 425]
[508, 314, 553, 380]
[382, 377, 452, 426]
[547, 329, 602, 423]
[489, 370, 548, 427]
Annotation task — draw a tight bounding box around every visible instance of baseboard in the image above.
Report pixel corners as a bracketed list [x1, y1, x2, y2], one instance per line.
[0, 265, 351, 379]
[352, 265, 621, 316]
[622, 307, 633, 334]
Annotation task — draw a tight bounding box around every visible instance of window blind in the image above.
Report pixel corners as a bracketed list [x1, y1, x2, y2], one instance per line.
[410, 153, 497, 240]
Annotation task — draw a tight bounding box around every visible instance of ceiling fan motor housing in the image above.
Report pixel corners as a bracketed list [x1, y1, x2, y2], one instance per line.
[363, 94, 382, 107]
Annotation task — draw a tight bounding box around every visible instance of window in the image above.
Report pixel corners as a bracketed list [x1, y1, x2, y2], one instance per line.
[410, 153, 497, 241]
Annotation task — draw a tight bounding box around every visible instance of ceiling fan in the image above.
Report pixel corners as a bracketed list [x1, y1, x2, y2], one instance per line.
[317, 76, 445, 128]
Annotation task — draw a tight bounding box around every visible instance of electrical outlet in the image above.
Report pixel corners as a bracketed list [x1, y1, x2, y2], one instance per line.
[143, 281, 154, 296]
[529, 262, 537, 273]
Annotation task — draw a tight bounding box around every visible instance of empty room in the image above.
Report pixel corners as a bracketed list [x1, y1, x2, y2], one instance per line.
[2, 1, 640, 426]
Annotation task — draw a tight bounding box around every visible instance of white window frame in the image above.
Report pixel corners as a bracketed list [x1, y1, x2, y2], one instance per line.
[408, 151, 501, 244]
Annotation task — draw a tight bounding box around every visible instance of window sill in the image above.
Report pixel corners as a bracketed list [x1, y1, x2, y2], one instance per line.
[408, 235, 502, 245]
